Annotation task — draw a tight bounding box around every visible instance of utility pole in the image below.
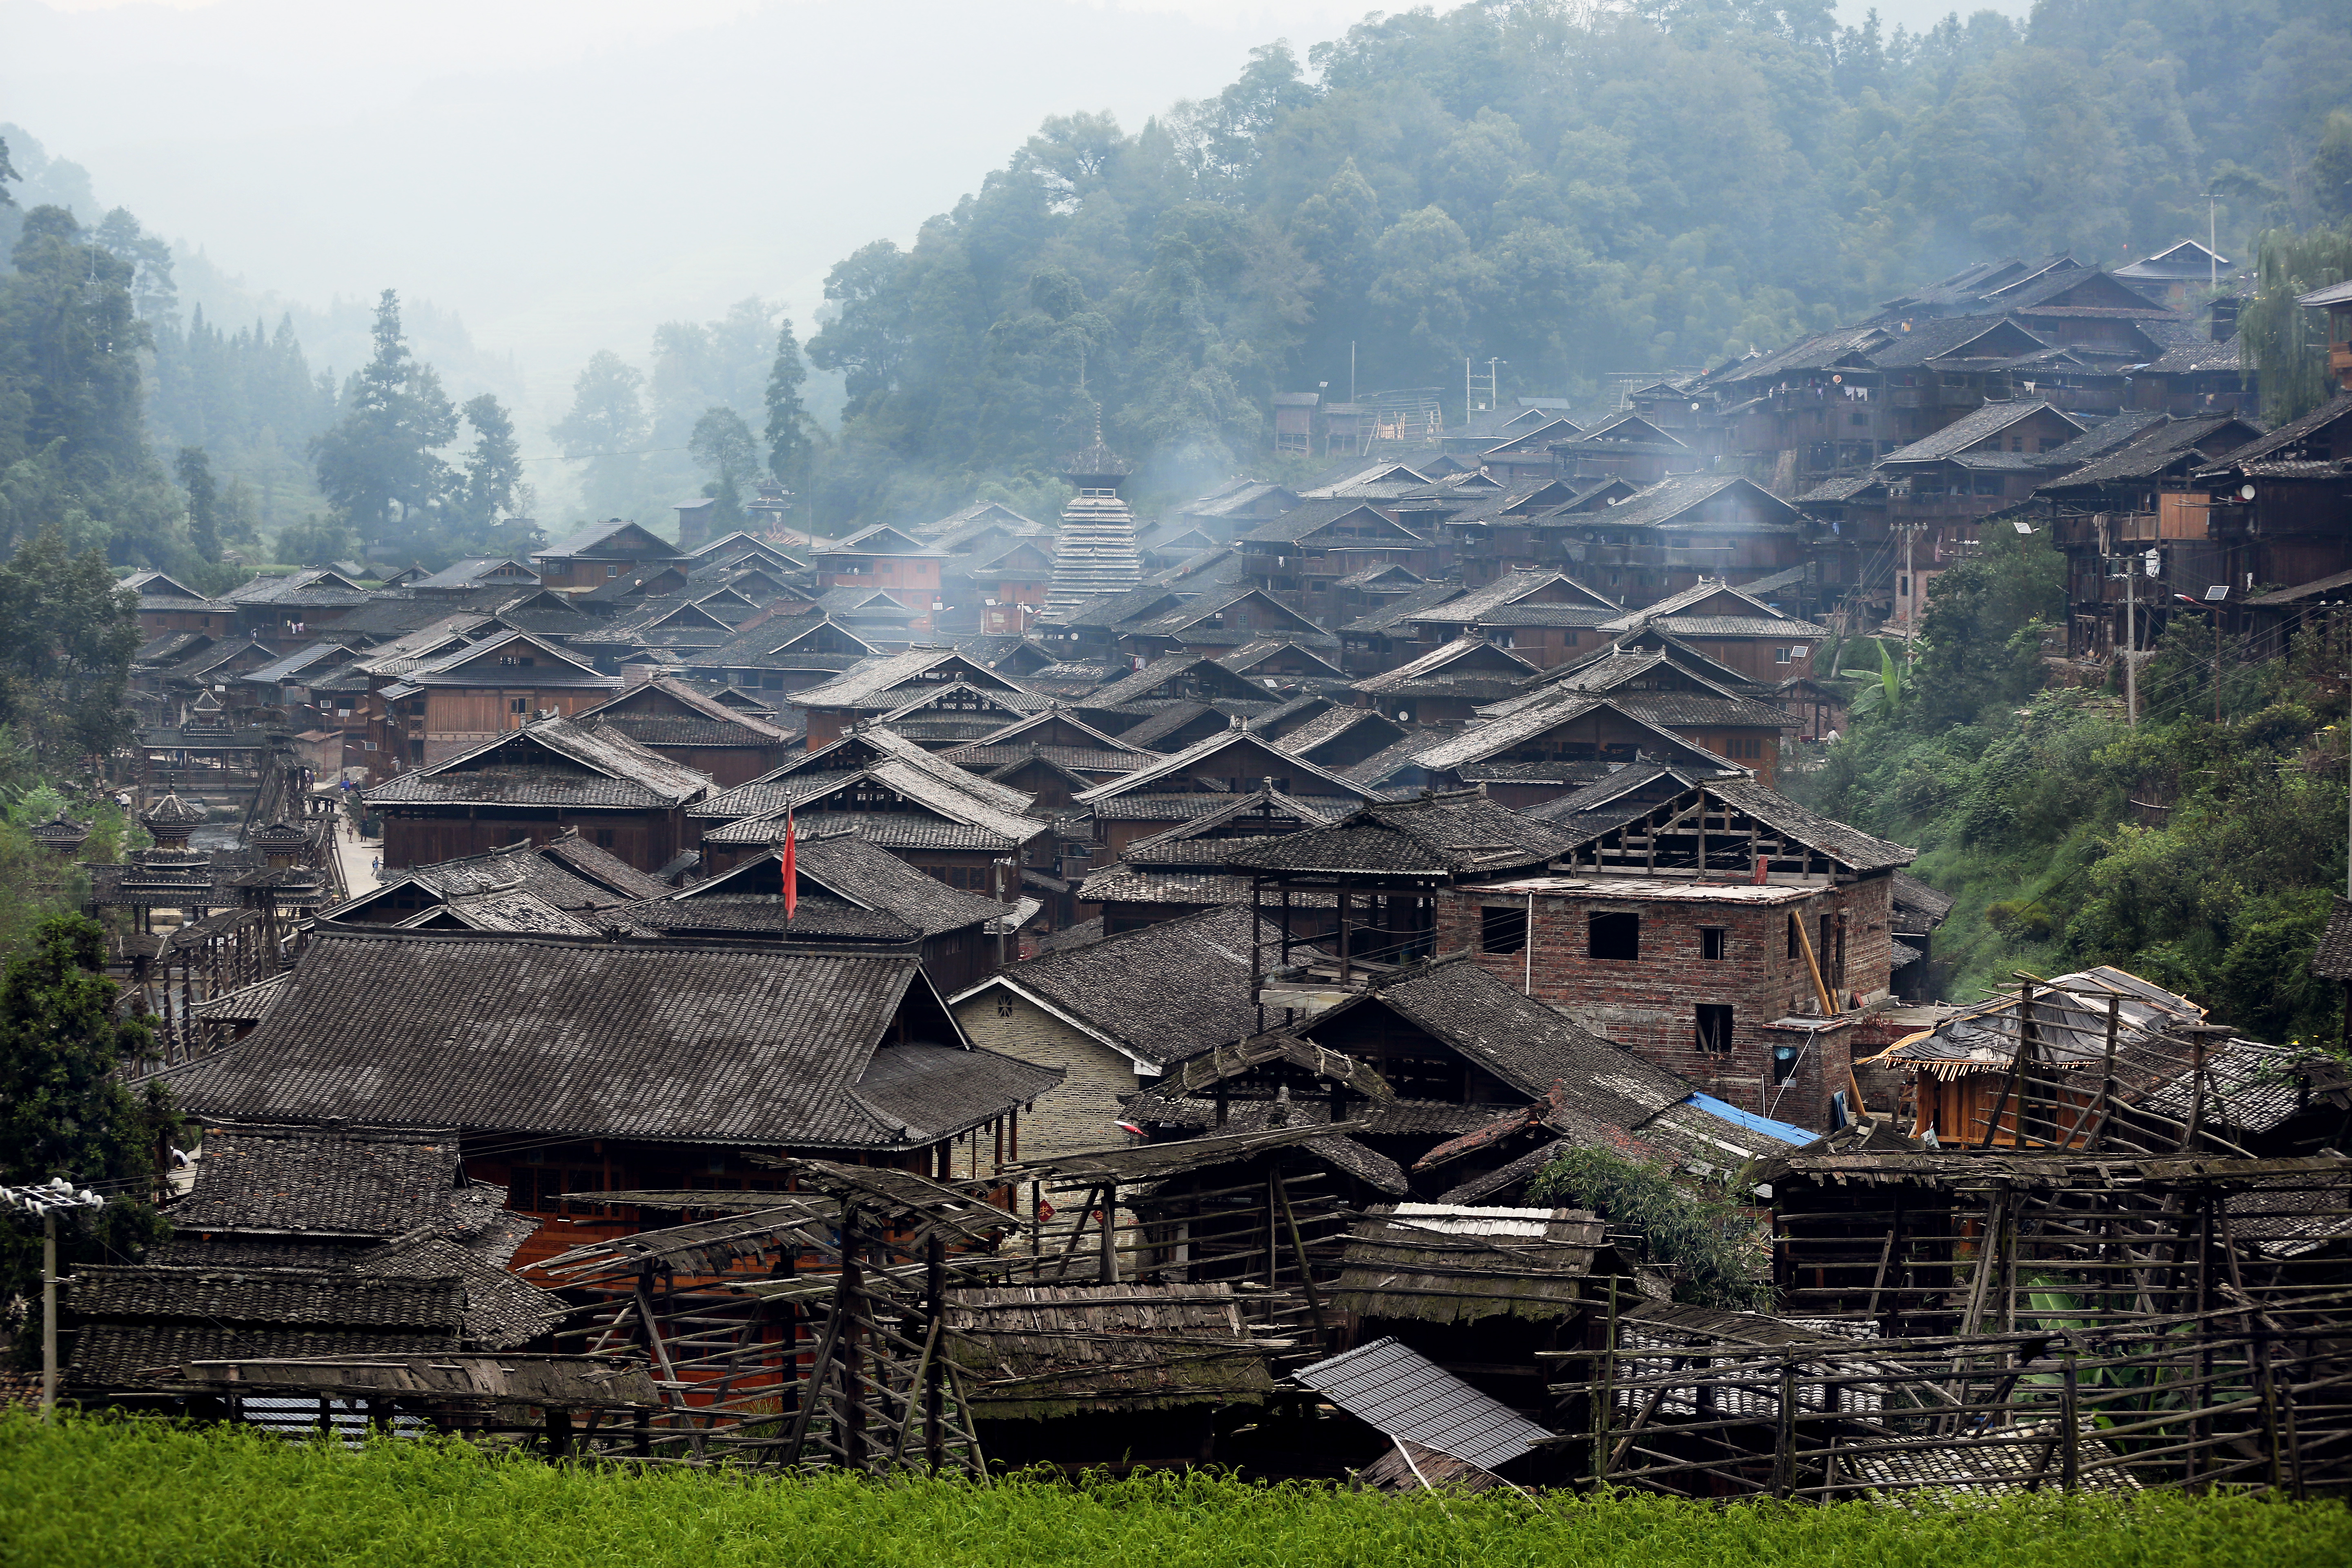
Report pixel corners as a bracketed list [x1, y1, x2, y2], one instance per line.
[2124, 558, 2138, 728]
[1, 1178, 105, 1421]
[2209, 194, 2219, 294]
[1899, 521, 1920, 670]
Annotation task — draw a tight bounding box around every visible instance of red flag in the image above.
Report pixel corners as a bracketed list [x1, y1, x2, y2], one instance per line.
[780, 807, 797, 921]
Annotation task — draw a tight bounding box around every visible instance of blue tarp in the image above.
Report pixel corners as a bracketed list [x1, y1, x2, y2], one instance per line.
[1684, 1091, 1814, 1148]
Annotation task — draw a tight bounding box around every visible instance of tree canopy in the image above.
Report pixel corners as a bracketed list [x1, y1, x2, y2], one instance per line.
[768, 0, 2350, 528]
[0, 914, 174, 1334]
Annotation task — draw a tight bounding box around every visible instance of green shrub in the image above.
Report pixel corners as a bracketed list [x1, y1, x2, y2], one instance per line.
[1526, 1147, 1770, 1310]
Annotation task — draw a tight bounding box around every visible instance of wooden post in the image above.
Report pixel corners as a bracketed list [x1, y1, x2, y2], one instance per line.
[545, 1405, 573, 1461]
[1977, 979, 2033, 1148]
[1098, 1182, 1118, 1285]
[1771, 1361, 1797, 1498]
[925, 1232, 947, 1473]
[1272, 1171, 1328, 1346]
[1591, 1274, 1619, 1486]
[840, 1205, 867, 1467]
[2060, 1350, 2080, 1494]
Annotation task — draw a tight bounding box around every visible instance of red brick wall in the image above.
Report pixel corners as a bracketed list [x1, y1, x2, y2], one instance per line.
[1433, 877, 1897, 1131]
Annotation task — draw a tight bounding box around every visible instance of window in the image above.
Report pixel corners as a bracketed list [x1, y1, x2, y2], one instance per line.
[1787, 914, 1800, 959]
[606, 564, 622, 577]
[1481, 904, 1528, 955]
[1588, 911, 1639, 961]
[1898, 575, 1910, 598]
[1850, 411, 1868, 426]
[1774, 646, 1794, 664]
[1772, 1044, 1801, 1083]
[1700, 927, 1727, 961]
[510, 697, 529, 715]
[1696, 1004, 1734, 1053]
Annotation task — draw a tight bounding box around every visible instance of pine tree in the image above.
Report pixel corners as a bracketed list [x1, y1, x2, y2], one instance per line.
[764, 316, 815, 486]
[174, 446, 219, 562]
[309, 290, 458, 550]
[552, 350, 648, 520]
[458, 393, 521, 542]
[690, 406, 760, 531]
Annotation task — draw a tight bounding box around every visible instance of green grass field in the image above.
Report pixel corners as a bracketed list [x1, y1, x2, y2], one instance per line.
[4, 1414, 2346, 1568]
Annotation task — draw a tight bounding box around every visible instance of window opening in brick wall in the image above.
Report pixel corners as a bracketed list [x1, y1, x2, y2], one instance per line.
[1700, 926, 1727, 961]
[1481, 905, 1528, 955]
[1696, 1003, 1734, 1053]
[1786, 913, 1800, 959]
[1772, 1043, 1801, 1083]
[1589, 910, 1639, 961]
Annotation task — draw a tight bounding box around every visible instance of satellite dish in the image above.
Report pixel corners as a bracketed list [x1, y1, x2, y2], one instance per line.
[2239, 483, 2256, 501]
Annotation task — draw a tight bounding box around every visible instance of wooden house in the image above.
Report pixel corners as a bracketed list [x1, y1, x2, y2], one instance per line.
[364, 714, 713, 871]
[1383, 693, 1748, 804]
[1353, 635, 1541, 728]
[124, 572, 236, 640]
[323, 830, 671, 926]
[1174, 479, 1301, 542]
[1600, 579, 1828, 684]
[1404, 567, 1617, 667]
[791, 648, 1035, 750]
[1469, 416, 1586, 483]
[1552, 476, 1812, 608]
[948, 538, 1056, 635]
[1548, 412, 1698, 488]
[1490, 643, 1797, 784]
[1238, 503, 1438, 622]
[2036, 414, 2267, 657]
[1111, 586, 1336, 662]
[814, 526, 946, 634]
[938, 710, 1158, 811]
[1074, 784, 1341, 935]
[632, 832, 1008, 994]
[871, 680, 1047, 751]
[693, 758, 1047, 886]
[168, 927, 1061, 1270]
[1070, 729, 1377, 860]
[573, 677, 796, 787]
[374, 629, 621, 767]
[2193, 396, 2352, 633]
[532, 520, 689, 595]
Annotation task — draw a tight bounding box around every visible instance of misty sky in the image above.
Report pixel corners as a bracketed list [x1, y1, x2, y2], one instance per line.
[6, 0, 2028, 423]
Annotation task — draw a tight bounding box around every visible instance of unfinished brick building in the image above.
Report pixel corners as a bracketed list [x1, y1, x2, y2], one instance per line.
[1432, 775, 1912, 1130]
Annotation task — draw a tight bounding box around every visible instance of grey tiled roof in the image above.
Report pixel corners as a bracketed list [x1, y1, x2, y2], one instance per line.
[169, 1124, 466, 1238]
[363, 717, 713, 811]
[175, 929, 1060, 1149]
[680, 833, 1007, 937]
[962, 904, 1273, 1067]
[1317, 960, 1675, 1105]
[1226, 790, 1564, 878]
[1879, 399, 2077, 463]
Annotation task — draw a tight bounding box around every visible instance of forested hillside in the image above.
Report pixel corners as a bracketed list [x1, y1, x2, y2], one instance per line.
[784, 0, 2352, 526]
[1792, 526, 2352, 1042]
